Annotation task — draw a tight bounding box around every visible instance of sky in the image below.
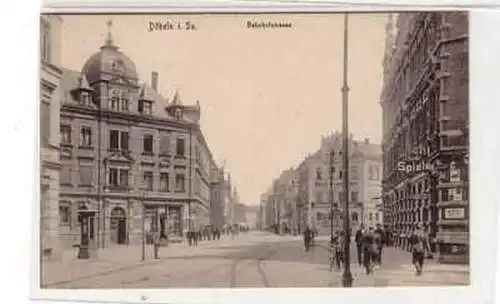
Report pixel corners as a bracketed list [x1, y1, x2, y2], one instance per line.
[60, 13, 387, 206]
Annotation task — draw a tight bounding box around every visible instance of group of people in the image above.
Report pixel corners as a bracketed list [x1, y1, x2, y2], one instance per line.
[354, 223, 431, 275]
[185, 224, 250, 247]
[300, 223, 432, 277]
[354, 224, 386, 274]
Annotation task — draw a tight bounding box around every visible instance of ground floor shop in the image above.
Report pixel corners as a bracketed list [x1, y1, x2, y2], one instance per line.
[56, 195, 209, 252]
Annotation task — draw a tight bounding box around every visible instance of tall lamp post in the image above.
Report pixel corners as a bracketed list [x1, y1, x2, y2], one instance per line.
[341, 12, 353, 287]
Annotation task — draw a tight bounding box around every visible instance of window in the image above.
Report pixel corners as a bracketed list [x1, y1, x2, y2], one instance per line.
[352, 212, 358, 222]
[338, 192, 344, 204]
[40, 102, 50, 146]
[143, 134, 153, 154]
[160, 173, 169, 192]
[350, 166, 359, 180]
[121, 132, 129, 151]
[369, 212, 373, 221]
[59, 205, 70, 225]
[375, 213, 380, 221]
[109, 168, 118, 186]
[121, 98, 129, 111]
[80, 127, 92, 147]
[79, 166, 92, 186]
[351, 191, 358, 203]
[175, 174, 185, 192]
[40, 17, 51, 62]
[339, 170, 343, 179]
[369, 165, 380, 180]
[119, 169, 129, 187]
[175, 109, 182, 120]
[80, 93, 91, 106]
[316, 168, 322, 180]
[110, 130, 119, 150]
[139, 101, 153, 115]
[160, 133, 170, 155]
[176, 138, 185, 156]
[60, 125, 71, 145]
[109, 130, 129, 151]
[143, 171, 153, 190]
[110, 96, 119, 110]
[109, 168, 129, 188]
[60, 167, 72, 185]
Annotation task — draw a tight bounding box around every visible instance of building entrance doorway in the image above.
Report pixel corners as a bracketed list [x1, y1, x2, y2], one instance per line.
[110, 207, 127, 244]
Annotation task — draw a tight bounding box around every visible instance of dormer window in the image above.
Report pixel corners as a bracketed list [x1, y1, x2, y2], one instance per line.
[139, 101, 152, 115]
[111, 95, 119, 110]
[121, 98, 129, 111]
[174, 108, 182, 120]
[80, 93, 90, 106]
[111, 59, 125, 72]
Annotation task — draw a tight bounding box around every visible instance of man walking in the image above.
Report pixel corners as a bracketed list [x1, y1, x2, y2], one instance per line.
[355, 225, 365, 266]
[374, 224, 385, 265]
[410, 224, 430, 276]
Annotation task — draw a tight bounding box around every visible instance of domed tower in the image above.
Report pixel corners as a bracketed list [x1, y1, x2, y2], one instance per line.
[81, 20, 140, 112]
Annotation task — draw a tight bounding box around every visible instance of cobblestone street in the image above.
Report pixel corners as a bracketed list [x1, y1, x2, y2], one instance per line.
[41, 232, 469, 288]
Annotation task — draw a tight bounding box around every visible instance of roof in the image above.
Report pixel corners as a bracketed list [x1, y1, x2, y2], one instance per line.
[59, 68, 171, 118]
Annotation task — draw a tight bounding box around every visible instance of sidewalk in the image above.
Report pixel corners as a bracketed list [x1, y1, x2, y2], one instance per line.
[41, 232, 271, 287]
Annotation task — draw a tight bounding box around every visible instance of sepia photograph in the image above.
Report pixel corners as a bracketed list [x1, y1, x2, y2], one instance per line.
[38, 11, 470, 290]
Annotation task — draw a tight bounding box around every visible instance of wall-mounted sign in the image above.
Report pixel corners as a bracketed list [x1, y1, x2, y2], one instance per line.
[444, 207, 465, 220]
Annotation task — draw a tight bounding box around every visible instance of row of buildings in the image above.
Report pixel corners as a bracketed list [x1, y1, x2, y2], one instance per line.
[380, 12, 469, 264]
[40, 15, 241, 260]
[259, 132, 384, 235]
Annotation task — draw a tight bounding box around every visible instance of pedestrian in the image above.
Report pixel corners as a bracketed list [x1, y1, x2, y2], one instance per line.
[303, 226, 311, 252]
[355, 225, 365, 266]
[334, 231, 345, 269]
[153, 230, 160, 259]
[374, 224, 385, 265]
[362, 227, 377, 275]
[410, 224, 430, 276]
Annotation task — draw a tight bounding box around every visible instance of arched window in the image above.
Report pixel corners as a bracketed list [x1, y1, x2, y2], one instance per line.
[316, 168, 322, 180]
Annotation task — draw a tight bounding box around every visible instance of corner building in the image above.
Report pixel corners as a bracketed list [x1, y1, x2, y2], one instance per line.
[40, 15, 64, 260]
[380, 12, 469, 263]
[296, 133, 382, 235]
[56, 25, 218, 248]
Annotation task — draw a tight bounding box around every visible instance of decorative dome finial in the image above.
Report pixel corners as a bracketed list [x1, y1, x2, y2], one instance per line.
[103, 19, 118, 49]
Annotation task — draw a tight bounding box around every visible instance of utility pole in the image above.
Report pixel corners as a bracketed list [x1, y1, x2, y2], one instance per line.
[341, 13, 353, 288]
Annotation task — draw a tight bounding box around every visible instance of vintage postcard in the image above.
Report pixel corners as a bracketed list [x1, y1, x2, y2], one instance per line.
[38, 11, 470, 293]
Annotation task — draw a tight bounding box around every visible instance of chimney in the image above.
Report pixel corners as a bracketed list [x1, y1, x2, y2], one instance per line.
[151, 71, 159, 91]
[364, 138, 370, 144]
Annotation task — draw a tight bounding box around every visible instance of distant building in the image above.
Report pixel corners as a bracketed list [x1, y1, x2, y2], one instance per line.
[296, 132, 382, 235]
[54, 21, 222, 250]
[40, 14, 64, 260]
[271, 169, 298, 234]
[244, 205, 259, 230]
[233, 202, 247, 224]
[380, 12, 469, 264]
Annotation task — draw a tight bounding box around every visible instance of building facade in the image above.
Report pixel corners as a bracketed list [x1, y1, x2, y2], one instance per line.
[380, 12, 469, 263]
[55, 23, 220, 249]
[40, 15, 64, 260]
[296, 132, 383, 235]
[270, 169, 298, 234]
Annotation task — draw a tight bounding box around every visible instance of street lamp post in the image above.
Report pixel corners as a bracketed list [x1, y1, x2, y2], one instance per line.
[341, 13, 353, 287]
